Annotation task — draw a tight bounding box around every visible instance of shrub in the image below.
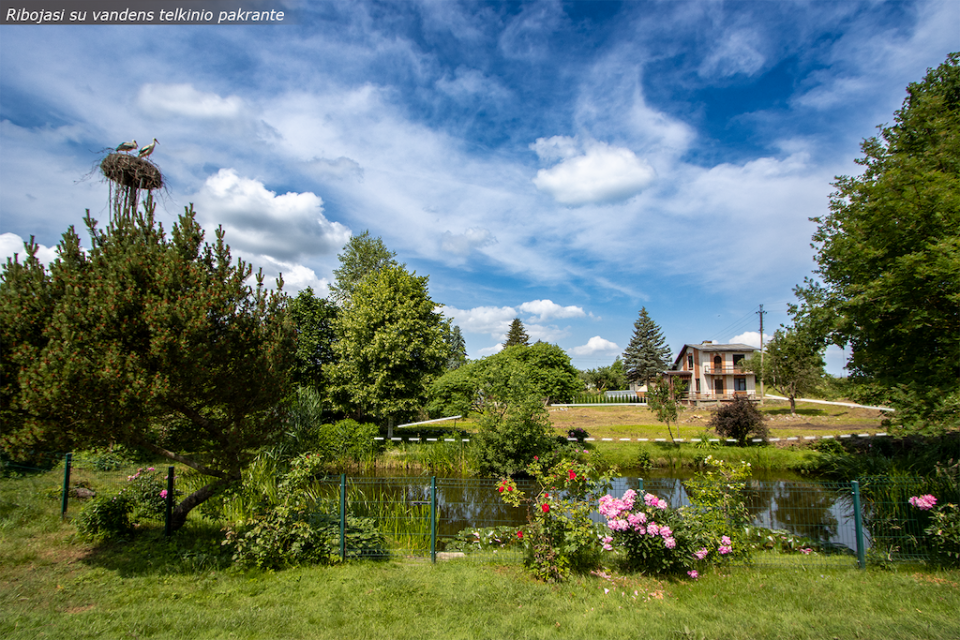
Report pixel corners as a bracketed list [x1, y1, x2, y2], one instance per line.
[473, 396, 555, 476]
[123, 467, 175, 522]
[498, 451, 613, 582]
[909, 493, 960, 568]
[709, 397, 768, 446]
[74, 493, 134, 540]
[225, 506, 385, 569]
[567, 427, 589, 442]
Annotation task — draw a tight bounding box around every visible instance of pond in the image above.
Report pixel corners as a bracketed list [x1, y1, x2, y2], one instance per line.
[338, 471, 864, 554]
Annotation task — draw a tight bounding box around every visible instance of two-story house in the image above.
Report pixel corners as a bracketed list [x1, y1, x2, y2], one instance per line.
[629, 341, 759, 405]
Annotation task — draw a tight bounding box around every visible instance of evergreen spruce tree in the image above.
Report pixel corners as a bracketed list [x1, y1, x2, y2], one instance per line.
[502, 318, 530, 348]
[622, 307, 672, 386]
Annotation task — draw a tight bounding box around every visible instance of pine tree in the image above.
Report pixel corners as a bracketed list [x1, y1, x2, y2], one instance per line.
[622, 307, 671, 386]
[0, 198, 294, 530]
[502, 318, 530, 348]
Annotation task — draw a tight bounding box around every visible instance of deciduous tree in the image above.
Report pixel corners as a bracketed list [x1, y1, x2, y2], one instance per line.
[329, 230, 398, 305]
[0, 200, 294, 530]
[792, 53, 960, 428]
[747, 327, 825, 416]
[325, 264, 448, 424]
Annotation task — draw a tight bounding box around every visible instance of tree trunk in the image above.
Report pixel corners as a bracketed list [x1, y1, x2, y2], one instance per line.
[168, 475, 237, 532]
[789, 395, 797, 416]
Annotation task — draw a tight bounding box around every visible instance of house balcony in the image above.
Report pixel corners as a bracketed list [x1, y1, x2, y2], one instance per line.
[700, 365, 750, 375]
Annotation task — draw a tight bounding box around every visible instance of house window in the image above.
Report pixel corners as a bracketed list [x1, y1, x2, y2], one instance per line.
[733, 354, 744, 370]
[735, 377, 747, 392]
[713, 355, 722, 372]
[695, 379, 701, 393]
[714, 378, 724, 394]
[687, 355, 693, 370]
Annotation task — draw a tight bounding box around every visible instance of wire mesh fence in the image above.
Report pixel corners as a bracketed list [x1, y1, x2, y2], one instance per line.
[3, 451, 943, 569]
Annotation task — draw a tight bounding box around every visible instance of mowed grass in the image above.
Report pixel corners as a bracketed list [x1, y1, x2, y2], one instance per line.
[3, 469, 960, 640]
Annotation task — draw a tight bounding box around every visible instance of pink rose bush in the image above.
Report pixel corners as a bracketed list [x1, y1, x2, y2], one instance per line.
[909, 494, 937, 511]
[598, 488, 738, 576]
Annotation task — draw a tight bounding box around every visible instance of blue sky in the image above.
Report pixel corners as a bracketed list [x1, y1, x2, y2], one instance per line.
[1, 0, 957, 376]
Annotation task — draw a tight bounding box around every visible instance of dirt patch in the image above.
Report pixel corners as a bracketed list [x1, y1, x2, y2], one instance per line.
[64, 604, 96, 614]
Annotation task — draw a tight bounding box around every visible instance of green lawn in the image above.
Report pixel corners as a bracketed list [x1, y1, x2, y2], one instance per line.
[2, 469, 959, 640]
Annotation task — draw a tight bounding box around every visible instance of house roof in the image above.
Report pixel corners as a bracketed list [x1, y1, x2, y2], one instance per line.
[670, 342, 758, 369]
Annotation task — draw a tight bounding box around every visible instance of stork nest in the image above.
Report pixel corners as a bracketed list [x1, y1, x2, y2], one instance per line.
[100, 153, 163, 190]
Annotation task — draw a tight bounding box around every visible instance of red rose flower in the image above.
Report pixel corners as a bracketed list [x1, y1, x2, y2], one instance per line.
[498, 486, 504, 493]
[507, 486, 513, 492]
[568, 470, 576, 480]
[517, 531, 523, 539]
[541, 503, 550, 513]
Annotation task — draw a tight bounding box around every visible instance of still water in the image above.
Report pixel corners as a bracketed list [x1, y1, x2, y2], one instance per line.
[343, 471, 863, 552]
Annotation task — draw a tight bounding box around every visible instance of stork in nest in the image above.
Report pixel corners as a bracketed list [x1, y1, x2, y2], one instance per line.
[115, 140, 138, 153]
[138, 138, 159, 159]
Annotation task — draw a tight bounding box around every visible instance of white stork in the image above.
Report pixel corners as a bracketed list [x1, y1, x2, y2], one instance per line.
[115, 140, 137, 153]
[138, 138, 158, 159]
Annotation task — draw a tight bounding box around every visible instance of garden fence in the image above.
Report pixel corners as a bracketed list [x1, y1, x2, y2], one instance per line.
[4, 452, 942, 569]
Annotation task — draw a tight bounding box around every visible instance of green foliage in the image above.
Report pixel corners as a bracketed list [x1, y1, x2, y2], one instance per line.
[792, 53, 960, 426]
[473, 394, 555, 477]
[708, 397, 768, 446]
[122, 467, 174, 522]
[74, 493, 134, 540]
[444, 525, 525, 553]
[622, 307, 671, 387]
[747, 327, 824, 415]
[226, 507, 384, 569]
[0, 197, 295, 530]
[224, 453, 387, 568]
[314, 419, 380, 468]
[326, 264, 448, 424]
[581, 357, 628, 392]
[427, 341, 581, 416]
[647, 375, 685, 442]
[288, 288, 339, 391]
[925, 501, 960, 568]
[328, 230, 398, 305]
[499, 452, 613, 582]
[502, 317, 529, 348]
[443, 323, 468, 370]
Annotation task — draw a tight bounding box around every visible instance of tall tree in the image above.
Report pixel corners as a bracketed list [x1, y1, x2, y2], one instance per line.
[503, 317, 530, 348]
[792, 53, 960, 429]
[443, 323, 468, 371]
[622, 307, 671, 386]
[288, 287, 339, 391]
[747, 327, 825, 416]
[325, 264, 448, 424]
[0, 200, 294, 530]
[329, 230, 398, 305]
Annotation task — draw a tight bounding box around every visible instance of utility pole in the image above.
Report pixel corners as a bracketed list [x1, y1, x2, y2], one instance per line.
[757, 304, 767, 405]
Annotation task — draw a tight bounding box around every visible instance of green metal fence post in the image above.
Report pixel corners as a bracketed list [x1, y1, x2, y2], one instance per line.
[164, 466, 174, 536]
[430, 476, 437, 564]
[339, 473, 347, 562]
[638, 478, 643, 493]
[60, 453, 72, 520]
[851, 480, 866, 569]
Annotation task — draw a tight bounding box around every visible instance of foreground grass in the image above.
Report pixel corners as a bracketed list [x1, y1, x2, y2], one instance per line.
[2, 471, 959, 640]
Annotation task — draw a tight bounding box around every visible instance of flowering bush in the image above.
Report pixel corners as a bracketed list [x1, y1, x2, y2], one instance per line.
[497, 451, 613, 582]
[75, 493, 134, 540]
[598, 488, 737, 575]
[909, 494, 960, 568]
[567, 427, 589, 442]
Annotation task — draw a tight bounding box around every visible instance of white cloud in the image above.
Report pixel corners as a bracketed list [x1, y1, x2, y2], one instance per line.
[441, 305, 517, 338]
[307, 156, 364, 182]
[571, 336, 621, 357]
[193, 169, 350, 262]
[530, 135, 580, 162]
[436, 67, 510, 103]
[730, 331, 774, 349]
[440, 228, 497, 256]
[518, 299, 586, 322]
[137, 83, 244, 119]
[699, 29, 766, 78]
[476, 344, 504, 357]
[532, 141, 656, 206]
[0, 233, 59, 266]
